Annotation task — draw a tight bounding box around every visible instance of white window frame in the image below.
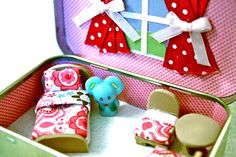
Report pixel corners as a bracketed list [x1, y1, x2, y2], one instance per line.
[120, 1, 168, 60]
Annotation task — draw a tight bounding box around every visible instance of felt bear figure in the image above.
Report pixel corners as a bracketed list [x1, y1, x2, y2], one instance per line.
[85, 76, 124, 116]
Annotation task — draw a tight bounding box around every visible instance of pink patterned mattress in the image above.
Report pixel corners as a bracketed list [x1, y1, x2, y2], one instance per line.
[31, 64, 91, 150]
[32, 90, 90, 142]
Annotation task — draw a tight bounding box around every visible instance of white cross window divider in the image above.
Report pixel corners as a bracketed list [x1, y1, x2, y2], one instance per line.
[120, 0, 168, 56]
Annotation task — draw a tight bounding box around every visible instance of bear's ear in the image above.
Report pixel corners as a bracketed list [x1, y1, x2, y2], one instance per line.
[85, 76, 103, 94]
[105, 76, 124, 95]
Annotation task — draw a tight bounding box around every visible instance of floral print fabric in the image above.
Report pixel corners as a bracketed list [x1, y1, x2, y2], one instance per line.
[134, 109, 178, 145]
[32, 102, 90, 140]
[32, 65, 90, 142]
[43, 67, 82, 92]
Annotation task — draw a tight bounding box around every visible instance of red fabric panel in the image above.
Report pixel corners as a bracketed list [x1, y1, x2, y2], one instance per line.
[85, 0, 130, 54]
[0, 70, 44, 127]
[163, 0, 218, 76]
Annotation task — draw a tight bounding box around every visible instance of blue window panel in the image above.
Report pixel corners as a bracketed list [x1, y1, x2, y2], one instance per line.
[148, 0, 168, 33]
[125, 18, 141, 31]
[124, 0, 169, 32]
[124, 0, 142, 13]
[148, 0, 168, 17]
[156, 0, 169, 17]
[148, 0, 158, 16]
[148, 22, 168, 33]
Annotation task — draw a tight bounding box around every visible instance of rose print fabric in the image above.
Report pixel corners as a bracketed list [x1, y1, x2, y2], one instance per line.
[134, 109, 178, 145]
[32, 65, 91, 142]
[32, 101, 90, 140]
[43, 66, 82, 92]
[149, 146, 186, 157]
[163, 0, 218, 76]
[85, 0, 130, 54]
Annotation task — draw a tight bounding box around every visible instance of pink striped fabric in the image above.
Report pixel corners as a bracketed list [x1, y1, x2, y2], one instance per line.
[63, 0, 236, 98]
[0, 69, 44, 127]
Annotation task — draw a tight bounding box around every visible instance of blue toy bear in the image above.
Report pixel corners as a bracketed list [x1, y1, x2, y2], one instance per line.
[85, 76, 124, 117]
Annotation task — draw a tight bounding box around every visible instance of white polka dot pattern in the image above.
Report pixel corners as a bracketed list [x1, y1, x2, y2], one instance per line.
[94, 23, 99, 27]
[80, 5, 130, 54]
[97, 32, 102, 38]
[182, 9, 188, 15]
[102, 48, 107, 53]
[171, 2, 177, 8]
[172, 44, 177, 49]
[102, 19, 107, 25]
[168, 60, 174, 65]
[115, 27, 119, 31]
[187, 38, 192, 43]
[108, 42, 112, 47]
[182, 50, 187, 55]
[90, 35, 95, 40]
[183, 67, 188, 72]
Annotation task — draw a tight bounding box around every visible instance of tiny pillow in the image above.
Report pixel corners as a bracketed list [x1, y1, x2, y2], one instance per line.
[43, 65, 82, 92]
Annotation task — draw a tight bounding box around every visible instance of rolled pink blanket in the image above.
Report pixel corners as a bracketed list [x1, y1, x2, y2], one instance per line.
[32, 64, 92, 152]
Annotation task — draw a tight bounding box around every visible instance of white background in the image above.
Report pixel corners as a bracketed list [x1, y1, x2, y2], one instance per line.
[0, 0, 62, 90]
